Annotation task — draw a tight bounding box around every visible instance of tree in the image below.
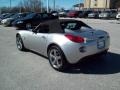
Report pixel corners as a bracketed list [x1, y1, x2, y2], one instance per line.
[19, 0, 43, 12]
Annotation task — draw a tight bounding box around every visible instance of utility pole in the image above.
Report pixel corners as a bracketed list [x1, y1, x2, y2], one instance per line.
[53, 0, 55, 11]
[105, 0, 107, 9]
[0, 8, 1, 14]
[10, 0, 12, 12]
[47, 0, 49, 13]
[20, 6, 21, 13]
[41, 0, 42, 12]
[79, 0, 81, 10]
[19, 0, 22, 13]
[10, 0, 11, 9]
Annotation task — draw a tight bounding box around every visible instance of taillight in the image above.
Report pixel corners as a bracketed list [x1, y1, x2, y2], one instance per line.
[65, 34, 84, 43]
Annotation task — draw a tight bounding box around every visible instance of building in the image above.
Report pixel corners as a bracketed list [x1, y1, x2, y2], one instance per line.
[84, 0, 114, 9]
[73, 3, 84, 10]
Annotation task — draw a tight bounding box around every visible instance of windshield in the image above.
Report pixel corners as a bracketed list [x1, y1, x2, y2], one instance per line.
[25, 13, 36, 18]
[10, 14, 19, 18]
[4, 14, 14, 18]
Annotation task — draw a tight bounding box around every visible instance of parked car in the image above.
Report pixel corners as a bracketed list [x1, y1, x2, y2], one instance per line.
[59, 10, 70, 17]
[16, 19, 110, 71]
[1, 13, 27, 26]
[0, 14, 8, 24]
[51, 11, 59, 17]
[110, 10, 117, 18]
[0, 13, 15, 24]
[59, 11, 67, 17]
[79, 10, 93, 18]
[88, 11, 101, 19]
[67, 11, 80, 18]
[99, 10, 117, 19]
[0, 13, 9, 19]
[116, 13, 120, 20]
[59, 11, 66, 17]
[12, 13, 56, 29]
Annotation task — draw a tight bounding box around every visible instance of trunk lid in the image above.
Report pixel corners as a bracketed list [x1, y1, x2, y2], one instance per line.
[65, 28, 106, 43]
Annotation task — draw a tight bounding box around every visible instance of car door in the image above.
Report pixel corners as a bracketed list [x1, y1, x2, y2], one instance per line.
[25, 24, 49, 55]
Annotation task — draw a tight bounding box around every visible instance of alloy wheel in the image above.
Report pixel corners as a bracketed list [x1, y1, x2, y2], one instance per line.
[16, 36, 23, 50]
[49, 49, 63, 69]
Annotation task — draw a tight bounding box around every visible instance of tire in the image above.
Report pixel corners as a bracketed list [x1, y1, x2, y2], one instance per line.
[16, 35, 26, 51]
[26, 23, 32, 30]
[48, 45, 69, 71]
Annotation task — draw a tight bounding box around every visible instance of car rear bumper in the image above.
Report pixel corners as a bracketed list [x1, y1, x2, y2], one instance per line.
[63, 38, 110, 64]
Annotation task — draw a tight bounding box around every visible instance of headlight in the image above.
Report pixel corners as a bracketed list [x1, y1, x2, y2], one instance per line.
[17, 21, 23, 24]
[2, 19, 7, 23]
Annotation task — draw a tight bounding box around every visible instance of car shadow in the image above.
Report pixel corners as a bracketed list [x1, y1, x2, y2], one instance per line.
[28, 50, 120, 75]
[64, 52, 120, 75]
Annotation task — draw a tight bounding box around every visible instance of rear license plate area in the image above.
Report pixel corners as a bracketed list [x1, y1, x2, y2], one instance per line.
[97, 40, 105, 49]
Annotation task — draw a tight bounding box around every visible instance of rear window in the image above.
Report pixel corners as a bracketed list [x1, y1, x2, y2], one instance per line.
[61, 21, 91, 31]
[66, 23, 78, 30]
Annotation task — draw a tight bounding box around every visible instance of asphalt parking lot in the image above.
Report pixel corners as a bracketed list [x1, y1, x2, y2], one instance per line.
[0, 18, 120, 90]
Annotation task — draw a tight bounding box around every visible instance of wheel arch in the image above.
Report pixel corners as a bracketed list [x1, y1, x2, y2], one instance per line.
[47, 43, 67, 61]
[16, 33, 23, 40]
[47, 43, 61, 54]
[16, 33, 24, 40]
[47, 43, 70, 70]
[16, 33, 20, 37]
[16, 33, 26, 51]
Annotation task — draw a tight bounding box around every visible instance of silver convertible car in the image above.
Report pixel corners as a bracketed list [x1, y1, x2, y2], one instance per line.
[16, 19, 110, 71]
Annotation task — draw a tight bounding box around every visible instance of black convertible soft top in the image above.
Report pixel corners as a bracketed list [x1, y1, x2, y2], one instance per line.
[34, 19, 91, 33]
[34, 19, 64, 33]
[44, 19, 64, 33]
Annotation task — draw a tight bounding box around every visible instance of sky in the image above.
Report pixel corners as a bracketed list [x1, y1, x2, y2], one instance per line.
[0, 0, 84, 9]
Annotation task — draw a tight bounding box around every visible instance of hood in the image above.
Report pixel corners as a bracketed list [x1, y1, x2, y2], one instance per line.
[3, 18, 13, 21]
[5, 18, 14, 20]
